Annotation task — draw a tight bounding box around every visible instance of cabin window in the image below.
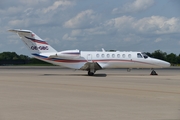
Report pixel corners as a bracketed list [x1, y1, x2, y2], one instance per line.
[107, 54, 110, 58]
[122, 54, 125, 58]
[117, 54, 120, 58]
[96, 54, 99, 58]
[128, 54, 131, 58]
[112, 54, 115, 58]
[101, 54, 105, 58]
[137, 53, 143, 58]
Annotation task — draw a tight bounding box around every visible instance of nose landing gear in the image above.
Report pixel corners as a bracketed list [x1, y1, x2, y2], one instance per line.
[150, 70, 158, 75]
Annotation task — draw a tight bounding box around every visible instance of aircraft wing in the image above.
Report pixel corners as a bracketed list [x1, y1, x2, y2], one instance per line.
[80, 62, 102, 71]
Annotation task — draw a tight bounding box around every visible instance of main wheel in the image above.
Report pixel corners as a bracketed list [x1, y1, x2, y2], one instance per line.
[88, 71, 94, 76]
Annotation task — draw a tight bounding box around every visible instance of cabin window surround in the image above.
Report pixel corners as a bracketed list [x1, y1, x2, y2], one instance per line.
[101, 54, 105, 58]
[128, 54, 131, 58]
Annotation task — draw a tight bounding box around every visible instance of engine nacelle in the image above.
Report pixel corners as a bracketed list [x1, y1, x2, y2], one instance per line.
[49, 50, 80, 58]
[59, 49, 80, 56]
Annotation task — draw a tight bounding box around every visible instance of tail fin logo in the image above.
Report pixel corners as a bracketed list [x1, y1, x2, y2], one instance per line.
[31, 33, 35, 37]
[25, 36, 48, 45]
[9, 29, 57, 53]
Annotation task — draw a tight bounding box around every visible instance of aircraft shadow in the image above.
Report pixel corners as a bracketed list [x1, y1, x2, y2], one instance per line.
[86, 74, 107, 77]
[43, 73, 107, 77]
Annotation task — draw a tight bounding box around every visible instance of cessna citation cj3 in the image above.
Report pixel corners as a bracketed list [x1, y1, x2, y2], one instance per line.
[9, 29, 170, 76]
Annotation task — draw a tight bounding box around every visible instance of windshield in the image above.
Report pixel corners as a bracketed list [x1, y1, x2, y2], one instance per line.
[137, 53, 143, 58]
[141, 52, 149, 59]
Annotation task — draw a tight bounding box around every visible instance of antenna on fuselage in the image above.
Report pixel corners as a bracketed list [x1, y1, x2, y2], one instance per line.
[102, 48, 105, 52]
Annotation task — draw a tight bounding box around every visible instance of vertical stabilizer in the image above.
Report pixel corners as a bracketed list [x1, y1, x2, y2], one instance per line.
[9, 29, 57, 54]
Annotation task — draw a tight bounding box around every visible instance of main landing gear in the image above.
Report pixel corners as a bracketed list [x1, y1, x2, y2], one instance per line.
[150, 69, 158, 75]
[88, 71, 94, 76]
[87, 63, 96, 76]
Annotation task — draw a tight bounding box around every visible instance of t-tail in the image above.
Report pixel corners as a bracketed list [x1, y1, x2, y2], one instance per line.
[9, 29, 57, 54]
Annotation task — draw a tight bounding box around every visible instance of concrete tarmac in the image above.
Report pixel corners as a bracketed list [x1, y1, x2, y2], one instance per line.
[0, 67, 180, 120]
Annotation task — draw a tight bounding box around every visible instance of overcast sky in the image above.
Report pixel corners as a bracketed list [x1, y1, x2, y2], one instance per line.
[0, 0, 180, 56]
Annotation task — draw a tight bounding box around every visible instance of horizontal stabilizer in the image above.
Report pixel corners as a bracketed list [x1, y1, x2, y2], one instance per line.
[9, 29, 32, 33]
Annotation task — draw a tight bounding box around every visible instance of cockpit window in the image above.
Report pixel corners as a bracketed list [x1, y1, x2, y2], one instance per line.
[142, 53, 149, 59]
[137, 53, 143, 58]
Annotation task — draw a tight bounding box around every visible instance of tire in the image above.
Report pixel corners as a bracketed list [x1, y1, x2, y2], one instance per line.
[88, 71, 94, 76]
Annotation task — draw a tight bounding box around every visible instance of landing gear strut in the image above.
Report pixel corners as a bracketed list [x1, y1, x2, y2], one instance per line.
[87, 63, 95, 76]
[150, 70, 158, 75]
[88, 71, 94, 76]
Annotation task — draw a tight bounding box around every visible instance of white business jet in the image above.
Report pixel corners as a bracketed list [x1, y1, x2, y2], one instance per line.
[9, 29, 170, 76]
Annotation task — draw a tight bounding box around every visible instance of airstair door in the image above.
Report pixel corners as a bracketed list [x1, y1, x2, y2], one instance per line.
[87, 54, 92, 62]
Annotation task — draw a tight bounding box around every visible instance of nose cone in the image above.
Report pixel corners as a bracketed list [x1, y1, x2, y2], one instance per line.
[160, 61, 171, 68]
[156, 59, 171, 68]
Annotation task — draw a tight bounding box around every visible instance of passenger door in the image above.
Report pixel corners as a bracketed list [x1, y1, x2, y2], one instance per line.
[87, 54, 92, 62]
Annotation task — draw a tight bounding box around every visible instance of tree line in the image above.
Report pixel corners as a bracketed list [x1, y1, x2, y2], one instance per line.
[0, 50, 180, 65]
[0, 52, 51, 65]
[145, 50, 180, 66]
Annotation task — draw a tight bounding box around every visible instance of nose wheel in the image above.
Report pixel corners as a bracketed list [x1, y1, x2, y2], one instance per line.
[150, 70, 158, 75]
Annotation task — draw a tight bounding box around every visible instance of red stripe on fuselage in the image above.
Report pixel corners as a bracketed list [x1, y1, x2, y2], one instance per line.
[32, 54, 155, 66]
